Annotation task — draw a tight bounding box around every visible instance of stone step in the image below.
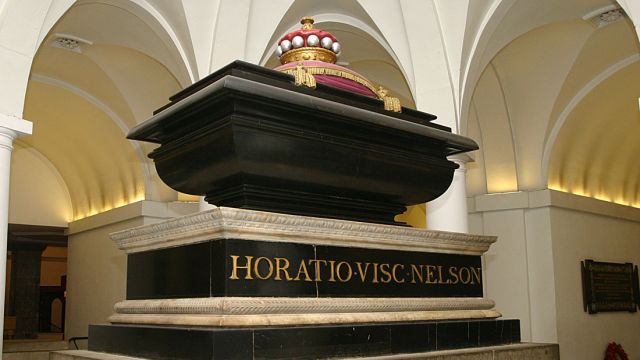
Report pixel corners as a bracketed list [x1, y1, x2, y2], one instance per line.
[50, 350, 144, 360]
[51, 343, 558, 360]
[2, 339, 67, 360]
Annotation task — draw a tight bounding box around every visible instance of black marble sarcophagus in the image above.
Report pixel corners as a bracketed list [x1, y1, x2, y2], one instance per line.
[128, 60, 477, 225]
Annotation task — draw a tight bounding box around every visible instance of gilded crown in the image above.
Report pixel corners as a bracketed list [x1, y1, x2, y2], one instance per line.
[276, 17, 341, 64]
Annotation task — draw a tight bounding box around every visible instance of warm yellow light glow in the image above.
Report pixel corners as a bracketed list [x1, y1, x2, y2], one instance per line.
[572, 188, 588, 197]
[178, 192, 200, 202]
[72, 192, 146, 221]
[487, 179, 518, 194]
[548, 187, 639, 209]
[594, 193, 611, 202]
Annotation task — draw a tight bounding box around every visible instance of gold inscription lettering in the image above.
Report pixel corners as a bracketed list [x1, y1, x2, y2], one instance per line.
[229, 255, 254, 280]
[437, 265, 451, 284]
[274, 257, 292, 281]
[471, 267, 481, 285]
[228, 255, 479, 287]
[411, 264, 423, 284]
[355, 262, 371, 282]
[425, 265, 437, 284]
[328, 260, 337, 282]
[308, 259, 326, 281]
[392, 264, 405, 283]
[449, 266, 459, 284]
[336, 261, 353, 282]
[371, 263, 380, 283]
[380, 263, 392, 283]
[293, 259, 312, 282]
[459, 267, 471, 284]
[254, 256, 274, 280]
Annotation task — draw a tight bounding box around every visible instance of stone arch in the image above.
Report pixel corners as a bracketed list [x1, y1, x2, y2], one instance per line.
[16, 0, 197, 221]
[540, 54, 640, 183]
[464, 0, 640, 202]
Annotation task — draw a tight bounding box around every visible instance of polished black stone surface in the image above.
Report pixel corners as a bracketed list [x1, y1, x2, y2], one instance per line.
[127, 242, 211, 300]
[126, 239, 483, 300]
[127, 61, 478, 225]
[89, 319, 520, 360]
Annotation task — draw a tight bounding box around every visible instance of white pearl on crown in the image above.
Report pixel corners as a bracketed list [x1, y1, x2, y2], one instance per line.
[321, 37, 333, 49]
[307, 34, 320, 47]
[280, 39, 292, 52]
[331, 42, 341, 54]
[292, 35, 304, 48]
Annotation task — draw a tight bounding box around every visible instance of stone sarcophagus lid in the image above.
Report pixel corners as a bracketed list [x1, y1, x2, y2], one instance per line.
[128, 46, 476, 225]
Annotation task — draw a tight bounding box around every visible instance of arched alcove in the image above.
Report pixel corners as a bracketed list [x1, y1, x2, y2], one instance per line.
[18, 0, 196, 223]
[547, 61, 640, 206]
[465, 0, 639, 206]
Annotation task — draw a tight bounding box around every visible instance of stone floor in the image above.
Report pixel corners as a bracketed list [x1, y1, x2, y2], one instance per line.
[2, 337, 67, 360]
[51, 343, 559, 360]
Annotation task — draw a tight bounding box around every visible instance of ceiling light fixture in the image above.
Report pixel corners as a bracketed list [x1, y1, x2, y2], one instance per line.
[583, 5, 626, 28]
[50, 33, 93, 53]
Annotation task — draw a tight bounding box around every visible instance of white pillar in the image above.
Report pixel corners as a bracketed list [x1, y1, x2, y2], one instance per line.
[426, 154, 471, 233]
[199, 196, 216, 211]
[0, 114, 32, 351]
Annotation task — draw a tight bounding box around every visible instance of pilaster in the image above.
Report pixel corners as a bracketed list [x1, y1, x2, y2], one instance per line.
[427, 154, 472, 233]
[0, 114, 32, 351]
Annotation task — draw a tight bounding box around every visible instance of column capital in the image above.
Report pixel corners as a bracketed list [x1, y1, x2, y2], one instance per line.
[0, 114, 32, 137]
[0, 114, 32, 151]
[448, 153, 473, 170]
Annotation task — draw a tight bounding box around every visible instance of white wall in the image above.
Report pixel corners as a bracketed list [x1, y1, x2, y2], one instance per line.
[550, 206, 640, 359]
[471, 189, 640, 360]
[64, 200, 198, 342]
[470, 191, 557, 343]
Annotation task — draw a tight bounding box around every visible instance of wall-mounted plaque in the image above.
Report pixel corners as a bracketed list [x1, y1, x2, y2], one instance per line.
[581, 259, 640, 314]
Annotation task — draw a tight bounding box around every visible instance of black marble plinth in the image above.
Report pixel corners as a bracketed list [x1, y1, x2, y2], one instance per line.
[89, 319, 520, 360]
[127, 61, 478, 225]
[126, 239, 483, 300]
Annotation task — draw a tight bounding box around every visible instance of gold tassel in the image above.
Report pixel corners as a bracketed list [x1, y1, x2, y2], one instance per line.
[383, 96, 401, 112]
[377, 86, 402, 113]
[294, 64, 316, 88]
[284, 66, 400, 111]
[304, 72, 316, 88]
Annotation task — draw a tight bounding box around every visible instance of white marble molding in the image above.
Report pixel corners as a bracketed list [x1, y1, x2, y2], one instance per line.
[109, 310, 500, 327]
[109, 297, 500, 327]
[113, 297, 496, 314]
[110, 207, 496, 255]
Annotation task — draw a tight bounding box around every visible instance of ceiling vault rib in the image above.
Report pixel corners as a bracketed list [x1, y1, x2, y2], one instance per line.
[29, 73, 153, 196]
[489, 62, 520, 189]
[540, 54, 640, 183]
[471, 101, 490, 194]
[432, 0, 460, 133]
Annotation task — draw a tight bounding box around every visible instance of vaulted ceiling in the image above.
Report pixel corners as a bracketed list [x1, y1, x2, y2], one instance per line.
[466, 0, 640, 208]
[24, 0, 187, 221]
[10, 0, 640, 227]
